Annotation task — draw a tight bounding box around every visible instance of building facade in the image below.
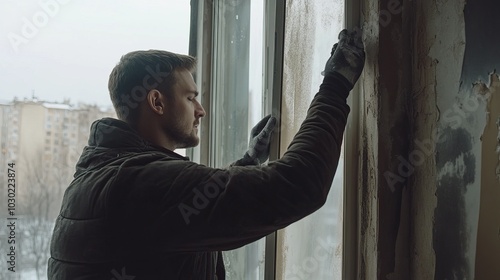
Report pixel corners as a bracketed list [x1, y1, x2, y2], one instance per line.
[0, 98, 116, 218]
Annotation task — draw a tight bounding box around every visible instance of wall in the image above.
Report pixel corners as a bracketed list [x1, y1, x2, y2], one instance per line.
[475, 72, 500, 279]
[464, 0, 500, 278]
[358, 0, 412, 278]
[358, 0, 500, 279]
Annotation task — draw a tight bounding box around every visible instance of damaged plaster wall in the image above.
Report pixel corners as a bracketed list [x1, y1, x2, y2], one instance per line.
[389, 0, 468, 279]
[359, 0, 499, 278]
[463, 0, 500, 274]
[453, 0, 500, 277]
[475, 73, 500, 279]
[357, 0, 380, 278]
[412, 0, 478, 279]
[412, 0, 500, 278]
[358, 0, 412, 279]
[409, 0, 446, 277]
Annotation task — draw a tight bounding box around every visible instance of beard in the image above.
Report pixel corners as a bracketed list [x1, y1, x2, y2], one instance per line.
[163, 116, 199, 149]
[174, 132, 199, 148]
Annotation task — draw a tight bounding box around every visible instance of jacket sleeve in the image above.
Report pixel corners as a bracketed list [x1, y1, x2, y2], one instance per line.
[122, 72, 351, 252]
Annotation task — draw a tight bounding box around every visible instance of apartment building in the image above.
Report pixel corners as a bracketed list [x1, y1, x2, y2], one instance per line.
[0, 98, 116, 218]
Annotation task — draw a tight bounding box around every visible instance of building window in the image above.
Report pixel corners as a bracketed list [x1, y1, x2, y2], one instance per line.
[207, 0, 267, 278]
[276, 1, 345, 279]
[194, 0, 350, 279]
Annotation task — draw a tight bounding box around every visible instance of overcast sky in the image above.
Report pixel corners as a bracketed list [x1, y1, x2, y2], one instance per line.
[0, 0, 191, 106]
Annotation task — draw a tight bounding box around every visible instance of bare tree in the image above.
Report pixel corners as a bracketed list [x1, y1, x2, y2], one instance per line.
[18, 149, 72, 280]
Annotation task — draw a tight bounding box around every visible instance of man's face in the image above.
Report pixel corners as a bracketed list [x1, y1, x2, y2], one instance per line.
[162, 69, 206, 149]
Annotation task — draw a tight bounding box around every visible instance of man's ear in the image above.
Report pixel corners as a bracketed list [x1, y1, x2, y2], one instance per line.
[146, 90, 165, 115]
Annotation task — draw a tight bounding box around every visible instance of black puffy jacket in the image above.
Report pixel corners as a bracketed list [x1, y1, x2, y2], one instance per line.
[48, 73, 351, 279]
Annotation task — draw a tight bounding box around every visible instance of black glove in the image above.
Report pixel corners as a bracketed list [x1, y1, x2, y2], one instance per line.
[231, 115, 277, 166]
[322, 28, 365, 88]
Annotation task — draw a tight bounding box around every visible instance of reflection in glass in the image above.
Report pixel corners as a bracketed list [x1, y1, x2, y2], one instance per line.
[211, 0, 266, 279]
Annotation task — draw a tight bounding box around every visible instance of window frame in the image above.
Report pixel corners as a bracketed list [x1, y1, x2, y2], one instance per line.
[263, 1, 286, 278]
[343, 2, 361, 280]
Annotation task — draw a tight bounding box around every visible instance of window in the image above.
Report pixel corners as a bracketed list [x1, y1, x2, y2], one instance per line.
[209, 0, 267, 278]
[276, 1, 345, 279]
[193, 0, 351, 279]
[0, 1, 192, 279]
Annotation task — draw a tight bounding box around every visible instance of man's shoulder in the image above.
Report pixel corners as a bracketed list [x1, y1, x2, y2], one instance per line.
[114, 152, 201, 177]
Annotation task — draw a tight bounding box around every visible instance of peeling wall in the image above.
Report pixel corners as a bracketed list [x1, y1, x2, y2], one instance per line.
[358, 0, 412, 279]
[414, 0, 475, 279]
[359, 0, 500, 279]
[458, 0, 500, 278]
[410, 0, 500, 278]
[408, 1, 444, 277]
[357, 0, 380, 278]
[474, 72, 500, 279]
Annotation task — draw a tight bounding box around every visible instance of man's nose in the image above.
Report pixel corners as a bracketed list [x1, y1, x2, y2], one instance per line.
[196, 101, 206, 118]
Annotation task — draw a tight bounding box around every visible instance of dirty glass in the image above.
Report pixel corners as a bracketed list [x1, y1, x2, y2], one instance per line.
[276, 0, 345, 279]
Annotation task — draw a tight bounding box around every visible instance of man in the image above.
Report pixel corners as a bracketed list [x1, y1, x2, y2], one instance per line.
[48, 28, 365, 279]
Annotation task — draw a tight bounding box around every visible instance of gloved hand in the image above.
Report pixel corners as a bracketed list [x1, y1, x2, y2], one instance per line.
[231, 115, 277, 166]
[322, 28, 365, 88]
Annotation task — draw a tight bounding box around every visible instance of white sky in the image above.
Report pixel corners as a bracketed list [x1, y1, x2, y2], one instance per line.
[0, 0, 191, 106]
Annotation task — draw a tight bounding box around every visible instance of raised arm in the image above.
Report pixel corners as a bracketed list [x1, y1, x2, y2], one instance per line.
[121, 29, 365, 252]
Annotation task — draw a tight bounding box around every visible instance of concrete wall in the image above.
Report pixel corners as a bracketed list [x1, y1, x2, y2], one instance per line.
[358, 0, 499, 278]
[464, 1, 500, 278]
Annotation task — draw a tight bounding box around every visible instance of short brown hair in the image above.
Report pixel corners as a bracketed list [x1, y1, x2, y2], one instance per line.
[108, 50, 196, 123]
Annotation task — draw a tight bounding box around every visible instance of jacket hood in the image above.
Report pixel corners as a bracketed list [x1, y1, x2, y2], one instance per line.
[75, 118, 188, 177]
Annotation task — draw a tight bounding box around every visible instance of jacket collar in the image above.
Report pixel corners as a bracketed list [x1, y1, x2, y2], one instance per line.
[87, 117, 189, 160]
[74, 118, 189, 177]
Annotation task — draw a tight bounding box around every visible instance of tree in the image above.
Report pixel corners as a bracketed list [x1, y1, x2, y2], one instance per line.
[18, 149, 72, 280]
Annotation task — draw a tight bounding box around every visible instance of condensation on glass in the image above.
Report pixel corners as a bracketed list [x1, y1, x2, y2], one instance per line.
[211, 0, 266, 279]
[276, 1, 345, 279]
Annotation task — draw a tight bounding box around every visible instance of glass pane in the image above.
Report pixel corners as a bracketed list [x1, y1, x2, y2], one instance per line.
[276, 0, 345, 279]
[0, 1, 190, 279]
[211, 0, 266, 279]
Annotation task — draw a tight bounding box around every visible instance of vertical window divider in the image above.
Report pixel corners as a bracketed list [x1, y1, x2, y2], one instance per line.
[187, 0, 214, 165]
[343, 0, 361, 278]
[209, 0, 220, 168]
[264, 0, 286, 279]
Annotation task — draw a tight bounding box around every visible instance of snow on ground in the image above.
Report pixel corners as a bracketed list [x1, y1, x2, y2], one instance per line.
[4, 269, 45, 280]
